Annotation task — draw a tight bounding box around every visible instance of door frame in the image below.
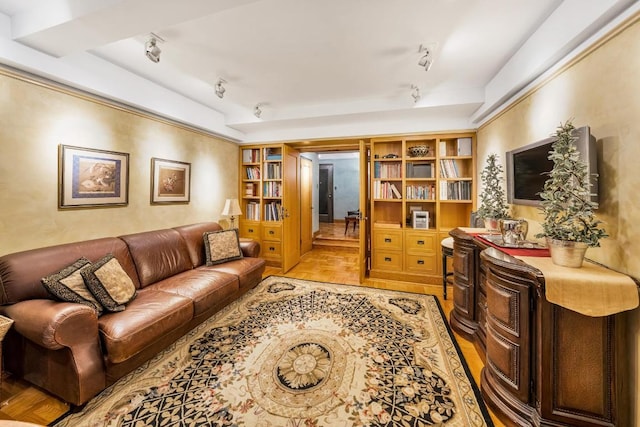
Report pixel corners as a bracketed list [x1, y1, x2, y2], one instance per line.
[359, 140, 370, 283]
[300, 156, 313, 255]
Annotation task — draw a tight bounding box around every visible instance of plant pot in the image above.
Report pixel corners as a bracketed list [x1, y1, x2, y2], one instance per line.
[546, 238, 589, 268]
[484, 217, 500, 232]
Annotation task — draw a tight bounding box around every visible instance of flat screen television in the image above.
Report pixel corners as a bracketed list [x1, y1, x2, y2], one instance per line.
[506, 126, 598, 207]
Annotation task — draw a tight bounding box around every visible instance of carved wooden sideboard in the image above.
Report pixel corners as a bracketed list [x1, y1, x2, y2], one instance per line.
[449, 228, 635, 427]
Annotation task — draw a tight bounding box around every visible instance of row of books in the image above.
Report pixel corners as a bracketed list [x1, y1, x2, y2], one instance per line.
[264, 148, 282, 161]
[263, 181, 282, 197]
[245, 166, 261, 179]
[439, 159, 461, 178]
[439, 181, 472, 200]
[373, 181, 402, 199]
[245, 202, 260, 221]
[264, 202, 282, 221]
[406, 184, 436, 200]
[265, 163, 282, 179]
[242, 149, 260, 163]
[374, 162, 402, 179]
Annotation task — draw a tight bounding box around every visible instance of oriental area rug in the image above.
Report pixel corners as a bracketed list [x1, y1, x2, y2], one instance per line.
[56, 276, 493, 427]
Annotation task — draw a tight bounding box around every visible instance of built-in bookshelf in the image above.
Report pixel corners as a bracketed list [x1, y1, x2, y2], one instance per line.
[239, 144, 290, 267]
[369, 133, 476, 284]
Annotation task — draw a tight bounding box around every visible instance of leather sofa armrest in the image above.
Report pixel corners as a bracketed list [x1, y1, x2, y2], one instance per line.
[239, 238, 261, 258]
[2, 299, 98, 350]
[2, 300, 106, 405]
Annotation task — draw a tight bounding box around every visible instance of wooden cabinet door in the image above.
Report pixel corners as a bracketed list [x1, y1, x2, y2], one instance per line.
[452, 239, 475, 320]
[282, 145, 300, 272]
[485, 268, 531, 404]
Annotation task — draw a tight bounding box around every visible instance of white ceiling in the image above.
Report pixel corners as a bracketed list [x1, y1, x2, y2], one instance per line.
[0, 0, 637, 143]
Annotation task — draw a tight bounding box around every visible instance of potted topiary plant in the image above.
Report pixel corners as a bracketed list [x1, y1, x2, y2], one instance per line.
[477, 153, 510, 231]
[535, 120, 607, 267]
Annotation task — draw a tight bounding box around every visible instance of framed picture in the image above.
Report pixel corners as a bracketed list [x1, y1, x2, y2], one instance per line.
[59, 145, 129, 208]
[151, 157, 191, 204]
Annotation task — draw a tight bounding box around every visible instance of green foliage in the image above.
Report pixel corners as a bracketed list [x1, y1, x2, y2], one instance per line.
[477, 153, 510, 220]
[535, 120, 607, 246]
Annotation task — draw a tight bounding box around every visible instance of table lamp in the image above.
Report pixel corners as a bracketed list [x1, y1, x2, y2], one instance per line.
[221, 198, 242, 229]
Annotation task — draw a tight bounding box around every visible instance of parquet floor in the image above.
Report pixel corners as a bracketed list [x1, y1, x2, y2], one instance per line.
[0, 223, 503, 426]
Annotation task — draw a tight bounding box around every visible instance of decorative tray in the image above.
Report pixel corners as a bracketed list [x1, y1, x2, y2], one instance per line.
[478, 234, 545, 249]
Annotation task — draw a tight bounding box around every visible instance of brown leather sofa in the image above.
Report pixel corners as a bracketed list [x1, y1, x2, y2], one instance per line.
[0, 222, 265, 406]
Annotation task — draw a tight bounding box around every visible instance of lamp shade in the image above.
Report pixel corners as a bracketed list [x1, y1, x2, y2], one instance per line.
[221, 198, 242, 217]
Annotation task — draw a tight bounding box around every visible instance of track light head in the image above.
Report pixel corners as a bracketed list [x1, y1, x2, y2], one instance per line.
[417, 44, 433, 71]
[411, 84, 421, 103]
[145, 33, 164, 63]
[215, 78, 227, 99]
[254, 103, 263, 118]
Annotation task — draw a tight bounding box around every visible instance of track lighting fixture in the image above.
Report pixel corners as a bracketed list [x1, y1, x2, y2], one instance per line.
[145, 33, 164, 63]
[254, 103, 263, 118]
[417, 44, 433, 71]
[411, 85, 421, 103]
[215, 78, 227, 99]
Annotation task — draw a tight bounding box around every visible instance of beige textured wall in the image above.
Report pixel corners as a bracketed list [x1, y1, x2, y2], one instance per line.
[477, 15, 640, 423]
[0, 72, 239, 255]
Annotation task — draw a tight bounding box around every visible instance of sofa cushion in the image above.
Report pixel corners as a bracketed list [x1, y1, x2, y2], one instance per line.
[204, 229, 243, 266]
[151, 269, 239, 316]
[98, 288, 193, 364]
[41, 258, 104, 315]
[119, 229, 192, 287]
[173, 222, 222, 268]
[82, 255, 137, 312]
[201, 257, 266, 293]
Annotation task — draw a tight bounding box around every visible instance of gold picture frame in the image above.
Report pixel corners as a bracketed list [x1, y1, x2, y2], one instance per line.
[151, 157, 191, 204]
[59, 145, 129, 209]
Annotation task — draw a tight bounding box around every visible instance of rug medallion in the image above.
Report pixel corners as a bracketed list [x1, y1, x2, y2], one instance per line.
[56, 276, 493, 426]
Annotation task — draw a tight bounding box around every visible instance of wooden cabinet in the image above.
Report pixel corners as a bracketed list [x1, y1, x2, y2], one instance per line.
[449, 228, 631, 426]
[239, 144, 300, 271]
[369, 133, 476, 284]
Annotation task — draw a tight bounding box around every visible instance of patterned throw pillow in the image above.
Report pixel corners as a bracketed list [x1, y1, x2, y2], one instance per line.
[204, 229, 243, 266]
[42, 258, 105, 315]
[82, 254, 137, 312]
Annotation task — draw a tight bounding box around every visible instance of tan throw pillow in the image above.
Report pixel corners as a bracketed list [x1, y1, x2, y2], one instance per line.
[82, 254, 136, 312]
[204, 229, 243, 266]
[42, 258, 105, 315]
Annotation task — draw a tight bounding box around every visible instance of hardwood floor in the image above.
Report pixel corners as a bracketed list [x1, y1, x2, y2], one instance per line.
[0, 223, 503, 426]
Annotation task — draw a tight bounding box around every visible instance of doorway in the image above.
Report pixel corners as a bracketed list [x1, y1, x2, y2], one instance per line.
[319, 164, 334, 223]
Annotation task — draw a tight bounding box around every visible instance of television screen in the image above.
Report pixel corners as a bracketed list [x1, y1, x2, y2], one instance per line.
[511, 142, 553, 201]
[506, 126, 598, 206]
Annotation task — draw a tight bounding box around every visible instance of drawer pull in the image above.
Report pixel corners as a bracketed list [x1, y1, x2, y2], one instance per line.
[384, 257, 392, 262]
[269, 247, 275, 251]
[384, 238, 392, 243]
[269, 230, 275, 235]
[417, 260, 424, 265]
[248, 228, 254, 233]
[417, 240, 424, 245]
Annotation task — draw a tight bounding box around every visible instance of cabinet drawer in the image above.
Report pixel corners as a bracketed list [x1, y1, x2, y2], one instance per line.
[372, 250, 403, 271]
[261, 241, 282, 258]
[405, 231, 436, 253]
[374, 229, 403, 251]
[404, 253, 437, 274]
[239, 222, 261, 240]
[262, 224, 282, 241]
